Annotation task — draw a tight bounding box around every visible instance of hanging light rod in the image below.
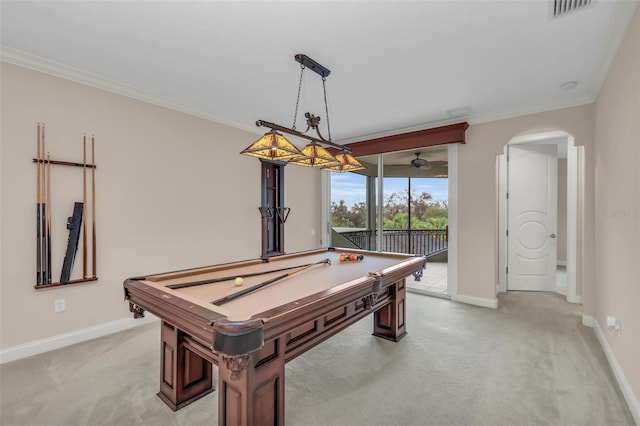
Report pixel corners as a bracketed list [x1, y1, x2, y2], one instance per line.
[294, 54, 330, 78]
[255, 119, 350, 152]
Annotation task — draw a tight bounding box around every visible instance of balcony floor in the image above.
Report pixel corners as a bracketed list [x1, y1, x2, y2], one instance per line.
[406, 261, 448, 296]
[406, 264, 568, 298]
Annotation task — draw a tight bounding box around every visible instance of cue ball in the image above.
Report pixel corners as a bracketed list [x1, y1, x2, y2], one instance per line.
[234, 277, 244, 286]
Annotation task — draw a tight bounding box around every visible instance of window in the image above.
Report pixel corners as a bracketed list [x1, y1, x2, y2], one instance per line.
[330, 172, 368, 229]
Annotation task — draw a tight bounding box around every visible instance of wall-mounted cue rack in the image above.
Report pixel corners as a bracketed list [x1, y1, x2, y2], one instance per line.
[32, 122, 98, 290]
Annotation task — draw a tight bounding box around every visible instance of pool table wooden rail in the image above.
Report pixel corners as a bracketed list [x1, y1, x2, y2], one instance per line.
[123, 248, 425, 425]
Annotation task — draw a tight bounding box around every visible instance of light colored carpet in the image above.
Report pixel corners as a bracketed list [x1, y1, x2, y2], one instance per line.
[0, 292, 635, 426]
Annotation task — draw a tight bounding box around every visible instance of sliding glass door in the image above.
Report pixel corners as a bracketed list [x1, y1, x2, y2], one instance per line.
[330, 146, 450, 296]
[379, 176, 448, 256]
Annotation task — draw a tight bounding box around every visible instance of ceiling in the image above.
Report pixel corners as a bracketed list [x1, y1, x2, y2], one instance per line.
[360, 145, 448, 167]
[1, 1, 637, 145]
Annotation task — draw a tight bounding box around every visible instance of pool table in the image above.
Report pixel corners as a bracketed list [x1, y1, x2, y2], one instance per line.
[124, 247, 425, 426]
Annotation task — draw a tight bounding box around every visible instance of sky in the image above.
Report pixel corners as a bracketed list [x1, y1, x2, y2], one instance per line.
[331, 173, 448, 207]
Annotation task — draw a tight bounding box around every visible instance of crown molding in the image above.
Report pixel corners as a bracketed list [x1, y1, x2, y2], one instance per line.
[1, 46, 597, 144]
[339, 96, 595, 145]
[466, 96, 595, 126]
[0, 47, 260, 135]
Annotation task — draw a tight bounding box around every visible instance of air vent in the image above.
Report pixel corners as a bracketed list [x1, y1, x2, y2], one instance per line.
[551, 0, 593, 18]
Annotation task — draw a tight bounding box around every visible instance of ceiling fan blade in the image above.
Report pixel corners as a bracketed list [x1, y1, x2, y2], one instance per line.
[411, 157, 429, 168]
[428, 161, 448, 166]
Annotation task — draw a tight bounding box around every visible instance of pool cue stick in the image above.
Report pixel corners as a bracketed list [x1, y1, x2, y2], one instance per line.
[82, 135, 87, 279]
[211, 258, 330, 305]
[41, 124, 48, 283]
[167, 260, 331, 289]
[41, 124, 49, 283]
[36, 124, 42, 284]
[46, 152, 52, 283]
[91, 135, 96, 278]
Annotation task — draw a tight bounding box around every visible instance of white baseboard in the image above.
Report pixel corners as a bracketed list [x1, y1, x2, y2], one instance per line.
[592, 319, 640, 425]
[556, 285, 582, 304]
[0, 314, 158, 365]
[567, 294, 582, 304]
[407, 287, 451, 300]
[555, 283, 568, 296]
[451, 293, 499, 309]
[582, 314, 594, 327]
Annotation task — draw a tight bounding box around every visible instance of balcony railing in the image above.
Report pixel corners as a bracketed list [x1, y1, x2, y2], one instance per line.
[337, 228, 448, 257]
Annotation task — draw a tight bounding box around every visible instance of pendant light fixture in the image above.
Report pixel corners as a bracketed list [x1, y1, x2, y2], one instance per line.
[240, 54, 365, 172]
[288, 141, 341, 167]
[322, 152, 367, 172]
[240, 129, 306, 161]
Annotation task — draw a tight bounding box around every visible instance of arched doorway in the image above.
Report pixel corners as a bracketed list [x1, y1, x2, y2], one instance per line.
[497, 131, 583, 303]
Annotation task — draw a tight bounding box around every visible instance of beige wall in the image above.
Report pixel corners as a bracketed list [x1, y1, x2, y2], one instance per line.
[0, 63, 323, 349]
[459, 104, 595, 302]
[593, 8, 640, 403]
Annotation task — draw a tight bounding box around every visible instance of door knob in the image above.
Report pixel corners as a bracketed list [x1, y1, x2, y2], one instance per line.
[550, 233, 557, 238]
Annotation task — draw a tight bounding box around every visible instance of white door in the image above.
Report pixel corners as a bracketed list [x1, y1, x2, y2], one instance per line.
[507, 144, 557, 291]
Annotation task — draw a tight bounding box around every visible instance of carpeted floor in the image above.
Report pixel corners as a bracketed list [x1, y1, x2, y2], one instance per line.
[0, 292, 635, 426]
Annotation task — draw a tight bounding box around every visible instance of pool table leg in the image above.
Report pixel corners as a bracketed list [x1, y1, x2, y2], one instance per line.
[373, 279, 407, 342]
[218, 337, 286, 426]
[158, 321, 214, 410]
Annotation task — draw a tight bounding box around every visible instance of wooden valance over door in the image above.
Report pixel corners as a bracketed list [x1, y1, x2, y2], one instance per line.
[339, 122, 468, 157]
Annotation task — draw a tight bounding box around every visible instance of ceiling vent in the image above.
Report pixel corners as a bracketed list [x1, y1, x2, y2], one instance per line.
[551, 0, 593, 18]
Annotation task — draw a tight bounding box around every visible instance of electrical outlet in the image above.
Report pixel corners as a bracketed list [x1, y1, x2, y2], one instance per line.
[54, 299, 66, 313]
[606, 316, 616, 329]
[606, 315, 621, 336]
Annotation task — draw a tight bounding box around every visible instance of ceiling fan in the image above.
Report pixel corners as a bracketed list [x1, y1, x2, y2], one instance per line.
[410, 152, 448, 170]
